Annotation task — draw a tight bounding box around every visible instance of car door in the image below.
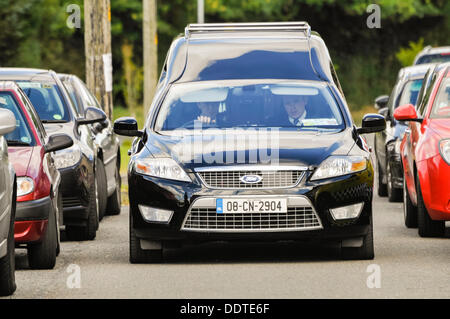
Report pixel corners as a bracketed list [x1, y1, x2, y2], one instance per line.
[73, 77, 118, 194]
[404, 71, 438, 203]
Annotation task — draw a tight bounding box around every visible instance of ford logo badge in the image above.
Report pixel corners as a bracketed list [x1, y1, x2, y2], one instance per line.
[240, 175, 263, 184]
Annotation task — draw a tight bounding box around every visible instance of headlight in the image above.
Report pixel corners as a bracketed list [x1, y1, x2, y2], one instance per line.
[311, 156, 367, 181]
[53, 144, 82, 169]
[134, 158, 191, 182]
[439, 139, 450, 165]
[17, 177, 35, 197]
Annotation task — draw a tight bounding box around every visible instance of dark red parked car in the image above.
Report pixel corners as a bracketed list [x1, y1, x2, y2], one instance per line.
[394, 62, 450, 237]
[0, 81, 72, 269]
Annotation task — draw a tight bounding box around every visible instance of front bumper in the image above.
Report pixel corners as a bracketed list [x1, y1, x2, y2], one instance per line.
[14, 196, 51, 243]
[128, 165, 374, 243]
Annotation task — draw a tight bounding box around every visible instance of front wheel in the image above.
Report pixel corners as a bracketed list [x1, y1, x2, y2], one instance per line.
[27, 200, 58, 270]
[387, 162, 402, 202]
[417, 172, 444, 237]
[66, 175, 99, 241]
[377, 160, 387, 197]
[129, 212, 162, 264]
[106, 165, 121, 216]
[403, 177, 417, 228]
[341, 215, 374, 260]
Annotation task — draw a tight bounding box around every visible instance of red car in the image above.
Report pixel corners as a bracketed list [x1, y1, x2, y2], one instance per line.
[394, 63, 450, 237]
[0, 81, 73, 269]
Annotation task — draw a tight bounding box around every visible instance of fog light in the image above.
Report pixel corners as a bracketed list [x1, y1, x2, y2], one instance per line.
[138, 205, 173, 224]
[330, 203, 364, 220]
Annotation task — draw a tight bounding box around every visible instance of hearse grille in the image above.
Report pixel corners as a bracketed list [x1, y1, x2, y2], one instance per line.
[197, 170, 305, 189]
[181, 206, 322, 232]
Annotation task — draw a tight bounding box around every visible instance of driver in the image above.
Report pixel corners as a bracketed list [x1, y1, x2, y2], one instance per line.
[282, 95, 308, 127]
[196, 101, 221, 124]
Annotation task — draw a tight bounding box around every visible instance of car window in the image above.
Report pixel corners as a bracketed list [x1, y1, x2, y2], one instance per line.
[77, 78, 103, 110]
[397, 79, 423, 108]
[0, 92, 35, 146]
[416, 54, 450, 65]
[16, 88, 47, 140]
[16, 81, 70, 122]
[62, 80, 83, 114]
[155, 80, 345, 132]
[430, 77, 450, 119]
[418, 72, 438, 117]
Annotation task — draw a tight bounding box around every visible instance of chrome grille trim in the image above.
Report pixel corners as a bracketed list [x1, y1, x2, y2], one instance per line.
[195, 166, 308, 189]
[181, 196, 323, 233]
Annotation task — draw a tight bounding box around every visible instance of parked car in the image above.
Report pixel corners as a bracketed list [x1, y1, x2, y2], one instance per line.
[0, 108, 17, 296]
[0, 81, 73, 269]
[0, 68, 106, 241]
[394, 62, 450, 236]
[114, 22, 385, 263]
[58, 74, 121, 219]
[414, 46, 450, 65]
[374, 64, 433, 201]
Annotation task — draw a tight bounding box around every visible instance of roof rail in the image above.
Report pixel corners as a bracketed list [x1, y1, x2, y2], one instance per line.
[185, 22, 311, 38]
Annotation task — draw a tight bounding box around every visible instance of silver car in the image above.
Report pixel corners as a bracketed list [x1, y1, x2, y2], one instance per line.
[0, 108, 17, 296]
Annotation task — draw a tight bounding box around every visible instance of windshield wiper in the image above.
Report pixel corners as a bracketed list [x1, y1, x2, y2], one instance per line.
[7, 140, 31, 146]
[41, 119, 68, 124]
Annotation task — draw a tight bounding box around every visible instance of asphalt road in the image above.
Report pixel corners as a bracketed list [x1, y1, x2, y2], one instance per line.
[1, 189, 448, 299]
[2, 136, 450, 299]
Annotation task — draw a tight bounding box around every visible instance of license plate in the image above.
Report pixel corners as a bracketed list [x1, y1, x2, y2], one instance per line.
[216, 198, 287, 214]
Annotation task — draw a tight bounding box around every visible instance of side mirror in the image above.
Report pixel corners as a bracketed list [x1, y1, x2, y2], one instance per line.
[0, 109, 16, 136]
[393, 104, 422, 123]
[114, 117, 143, 137]
[378, 107, 389, 119]
[44, 134, 73, 153]
[357, 114, 386, 134]
[77, 107, 107, 125]
[374, 95, 389, 110]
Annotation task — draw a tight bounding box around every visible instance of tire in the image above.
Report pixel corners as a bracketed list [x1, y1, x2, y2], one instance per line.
[403, 176, 417, 228]
[56, 191, 62, 256]
[377, 160, 387, 197]
[0, 188, 17, 297]
[129, 212, 162, 264]
[106, 164, 121, 216]
[27, 199, 58, 270]
[96, 159, 108, 221]
[387, 161, 402, 202]
[341, 215, 374, 260]
[417, 172, 444, 237]
[66, 175, 99, 241]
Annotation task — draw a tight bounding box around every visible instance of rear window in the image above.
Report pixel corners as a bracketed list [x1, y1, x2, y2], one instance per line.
[155, 80, 345, 132]
[16, 81, 70, 122]
[416, 54, 450, 65]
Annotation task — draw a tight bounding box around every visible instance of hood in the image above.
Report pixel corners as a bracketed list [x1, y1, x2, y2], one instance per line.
[8, 147, 34, 177]
[43, 122, 73, 136]
[146, 128, 357, 171]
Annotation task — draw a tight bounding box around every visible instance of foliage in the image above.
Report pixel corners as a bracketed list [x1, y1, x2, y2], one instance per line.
[0, 0, 448, 112]
[395, 38, 425, 67]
